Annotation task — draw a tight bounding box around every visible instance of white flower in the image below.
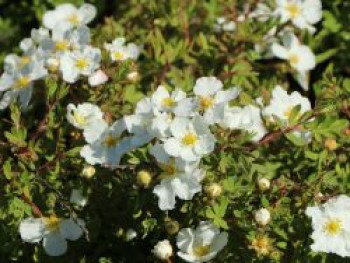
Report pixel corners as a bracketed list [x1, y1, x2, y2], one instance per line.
[60, 45, 101, 83]
[0, 54, 47, 110]
[153, 239, 173, 261]
[70, 189, 87, 207]
[163, 117, 216, 162]
[263, 85, 312, 140]
[43, 3, 97, 30]
[80, 119, 150, 168]
[19, 216, 85, 257]
[255, 208, 271, 226]
[177, 221, 228, 262]
[263, 85, 311, 124]
[213, 17, 236, 32]
[151, 85, 195, 116]
[271, 33, 316, 73]
[125, 229, 137, 241]
[221, 105, 268, 142]
[104, 37, 141, 62]
[88, 69, 108, 87]
[306, 195, 350, 257]
[275, 0, 322, 33]
[66, 103, 104, 130]
[193, 77, 240, 125]
[258, 178, 271, 191]
[249, 3, 273, 22]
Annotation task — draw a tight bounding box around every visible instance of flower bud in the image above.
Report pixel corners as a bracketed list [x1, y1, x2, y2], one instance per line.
[88, 70, 108, 87]
[258, 178, 270, 191]
[324, 138, 337, 151]
[137, 170, 152, 188]
[81, 165, 96, 179]
[127, 71, 140, 82]
[205, 183, 223, 199]
[153, 239, 173, 261]
[125, 228, 137, 241]
[254, 208, 271, 226]
[164, 219, 180, 235]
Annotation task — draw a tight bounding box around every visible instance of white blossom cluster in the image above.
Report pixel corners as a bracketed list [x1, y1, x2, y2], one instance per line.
[0, 3, 140, 110]
[10, 1, 349, 262]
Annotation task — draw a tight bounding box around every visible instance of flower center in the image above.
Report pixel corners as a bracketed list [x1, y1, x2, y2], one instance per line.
[323, 218, 343, 236]
[193, 245, 210, 258]
[44, 215, 61, 232]
[251, 236, 270, 256]
[73, 112, 86, 126]
[286, 3, 301, 19]
[289, 54, 299, 66]
[15, 76, 31, 89]
[103, 134, 119, 148]
[162, 97, 177, 108]
[182, 133, 198, 146]
[161, 163, 177, 177]
[114, 51, 124, 61]
[75, 58, 89, 70]
[67, 14, 80, 25]
[20, 56, 31, 67]
[200, 96, 214, 110]
[55, 41, 70, 51]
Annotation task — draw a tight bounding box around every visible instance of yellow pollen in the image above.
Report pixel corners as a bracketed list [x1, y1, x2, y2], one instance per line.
[286, 3, 301, 19]
[73, 112, 86, 126]
[114, 51, 124, 61]
[15, 76, 31, 89]
[289, 54, 299, 66]
[193, 245, 210, 258]
[251, 236, 271, 256]
[162, 163, 177, 176]
[200, 96, 214, 110]
[55, 41, 69, 51]
[67, 14, 80, 25]
[182, 133, 198, 146]
[324, 218, 342, 236]
[162, 97, 177, 108]
[103, 134, 119, 148]
[20, 56, 31, 67]
[44, 215, 61, 232]
[75, 58, 89, 70]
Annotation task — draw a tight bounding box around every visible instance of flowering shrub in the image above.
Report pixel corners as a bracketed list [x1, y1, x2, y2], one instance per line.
[1, 0, 350, 262]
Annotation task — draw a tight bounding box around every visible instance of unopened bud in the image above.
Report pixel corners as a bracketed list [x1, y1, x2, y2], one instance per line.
[88, 70, 108, 87]
[205, 183, 223, 198]
[137, 170, 152, 188]
[125, 228, 137, 241]
[153, 240, 173, 261]
[254, 208, 271, 226]
[324, 138, 337, 151]
[127, 71, 140, 82]
[164, 219, 180, 235]
[258, 178, 271, 191]
[81, 165, 96, 179]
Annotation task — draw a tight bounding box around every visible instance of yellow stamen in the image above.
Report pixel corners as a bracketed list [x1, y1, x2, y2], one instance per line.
[113, 51, 124, 61]
[20, 56, 31, 67]
[162, 97, 177, 108]
[73, 112, 86, 126]
[251, 236, 271, 256]
[286, 3, 301, 19]
[67, 14, 80, 25]
[324, 218, 342, 236]
[103, 134, 119, 148]
[182, 133, 198, 146]
[289, 54, 299, 66]
[193, 245, 210, 258]
[55, 41, 69, 52]
[75, 58, 89, 70]
[15, 76, 31, 89]
[44, 215, 61, 232]
[199, 96, 214, 110]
